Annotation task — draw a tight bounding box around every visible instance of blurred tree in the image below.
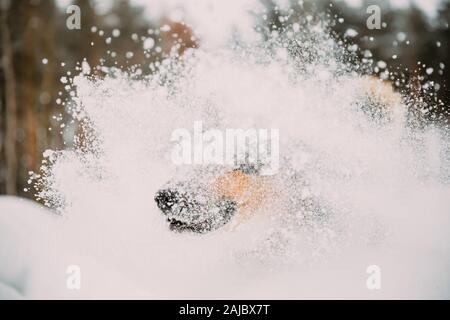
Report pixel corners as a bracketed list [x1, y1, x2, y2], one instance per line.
[0, 0, 19, 195]
[6, 0, 63, 197]
[433, 0, 450, 124]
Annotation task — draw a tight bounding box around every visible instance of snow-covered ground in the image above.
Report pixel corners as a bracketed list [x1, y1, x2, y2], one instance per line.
[0, 197, 152, 299]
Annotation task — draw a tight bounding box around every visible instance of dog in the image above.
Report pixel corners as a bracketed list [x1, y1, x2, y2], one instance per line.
[155, 76, 403, 234]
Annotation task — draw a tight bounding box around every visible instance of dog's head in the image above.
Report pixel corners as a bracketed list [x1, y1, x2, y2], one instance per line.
[155, 164, 273, 233]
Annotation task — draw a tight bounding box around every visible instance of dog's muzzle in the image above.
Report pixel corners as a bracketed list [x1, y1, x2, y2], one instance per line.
[154, 186, 237, 233]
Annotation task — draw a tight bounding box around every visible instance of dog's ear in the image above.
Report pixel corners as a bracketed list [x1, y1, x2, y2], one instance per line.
[358, 76, 404, 123]
[361, 76, 402, 107]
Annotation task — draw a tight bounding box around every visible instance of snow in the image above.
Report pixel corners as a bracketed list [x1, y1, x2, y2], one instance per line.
[0, 197, 152, 299]
[344, 28, 358, 38]
[20, 22, 450, 299]
[6, 0, 450, 299]
[112, 29, 121, 38]
[143, 38, 155, 50]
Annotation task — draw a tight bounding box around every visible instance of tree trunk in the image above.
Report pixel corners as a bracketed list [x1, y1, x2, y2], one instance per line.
[1, 3, 18, 195]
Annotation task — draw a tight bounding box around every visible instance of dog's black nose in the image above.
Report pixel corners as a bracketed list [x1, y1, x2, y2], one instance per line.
[154, 188, 179, 214]
[154, 185, 238, 233]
